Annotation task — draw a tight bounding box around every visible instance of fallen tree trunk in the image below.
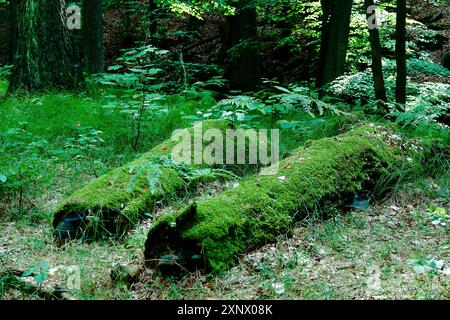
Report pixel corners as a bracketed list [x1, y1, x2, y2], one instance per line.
[52, 120, 234, 240]
[144, 125, 402, 273]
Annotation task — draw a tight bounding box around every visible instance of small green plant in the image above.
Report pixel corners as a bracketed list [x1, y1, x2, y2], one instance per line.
[21, 261, 50, 289]
[102, 93, 165, 150]
[270, 85, 348, 118]
[409, 257, 445, 276]
[423, 205, 449, 227]
[210, 95, 264, 126]
[0, 127, 53, 214]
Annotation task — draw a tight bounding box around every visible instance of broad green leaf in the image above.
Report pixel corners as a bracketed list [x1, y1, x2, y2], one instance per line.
[108, 65, 123, 71]
[34, 272, 48, 285]
[22, 269, 34, 277]
[274, 86, 292, 94]
[129, 68, 147, 73]
[277, 120, 302, 129]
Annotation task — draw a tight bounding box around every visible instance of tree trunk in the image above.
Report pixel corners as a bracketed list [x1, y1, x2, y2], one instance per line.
[52, 120, 235, 240]
[316, 0, 333, 89]
[9, 0, 18, 64]
[365, 0, 388, 110]
[224, 0, 260, 91]
[144, 126, 401, 273]
[82, 0, 104, 73]
[316, 0, 353, 88]
[149, 0, 158, 39]
[395, 0, 407, 105]
[8, 0, 82, 92]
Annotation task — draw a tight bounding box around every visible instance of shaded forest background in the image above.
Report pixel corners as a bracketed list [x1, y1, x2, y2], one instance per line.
[0, 0, 449, 92]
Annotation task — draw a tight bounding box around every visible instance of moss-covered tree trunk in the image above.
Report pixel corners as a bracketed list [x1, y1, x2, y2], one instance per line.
[8, 0, 82, 92]
[144, 126, 401, 273]
[365, 0, 387, 110]
[82, 0, 104, 73]
[316, 0, 353, 88]
[224, 0, 260, 91]
[395, 0, 407, 105]
[53, 120, 236, 240]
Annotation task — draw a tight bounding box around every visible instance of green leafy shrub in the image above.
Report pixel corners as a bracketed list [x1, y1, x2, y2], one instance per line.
[200, 86, 348, 129]
[407, 59, 450, 78]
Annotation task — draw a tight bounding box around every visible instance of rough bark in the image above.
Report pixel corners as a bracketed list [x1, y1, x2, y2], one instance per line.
[8, 0, 82, 92]
[365, 0, 388, 111]
[9, 0, 18, 63]
[82, 0, 104, 73]
[316, 0, 333, 89]
[144, 126, 401, 273]
[149, 0, 158, 39]
[395, 0, 407, 105]
[443, 49, 450, 70]
[316, 0, 353, 88]
[224, 0, 260, 91]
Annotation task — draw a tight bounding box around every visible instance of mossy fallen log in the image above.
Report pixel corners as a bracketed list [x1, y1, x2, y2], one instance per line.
[52, 119, 234, 240]
[144, 125, 402, 273]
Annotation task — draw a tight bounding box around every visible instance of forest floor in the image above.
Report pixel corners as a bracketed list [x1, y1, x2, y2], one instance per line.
[0, 83, 449, 300]
[1, 172, 448, 300]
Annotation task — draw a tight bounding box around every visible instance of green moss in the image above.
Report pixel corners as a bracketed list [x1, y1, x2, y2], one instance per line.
[52, 119, 232, 239]
[144, 125, 402, 273]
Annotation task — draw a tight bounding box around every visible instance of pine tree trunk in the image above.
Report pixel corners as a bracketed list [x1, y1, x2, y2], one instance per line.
[82, 0, 104, 73]
[8, 0, 82, 92]
[365, 0, 387, 109]
[224, 0, 260, 91]
[316, 0, 353, 88]
[395, 0, 407, 105]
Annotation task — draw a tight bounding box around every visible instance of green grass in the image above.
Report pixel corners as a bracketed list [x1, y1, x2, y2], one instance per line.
[0, 87, 219, 219]
[0, 89, 217, 155]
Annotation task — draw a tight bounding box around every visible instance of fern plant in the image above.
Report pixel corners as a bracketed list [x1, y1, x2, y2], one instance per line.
[127, 157, 239, 194]
[210, 95, 264, 125]
[391, 82, 450, 129]
[271, 86, 348, 117]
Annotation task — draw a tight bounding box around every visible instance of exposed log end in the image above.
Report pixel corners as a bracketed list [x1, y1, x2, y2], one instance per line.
[52, 119, 232, 241]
